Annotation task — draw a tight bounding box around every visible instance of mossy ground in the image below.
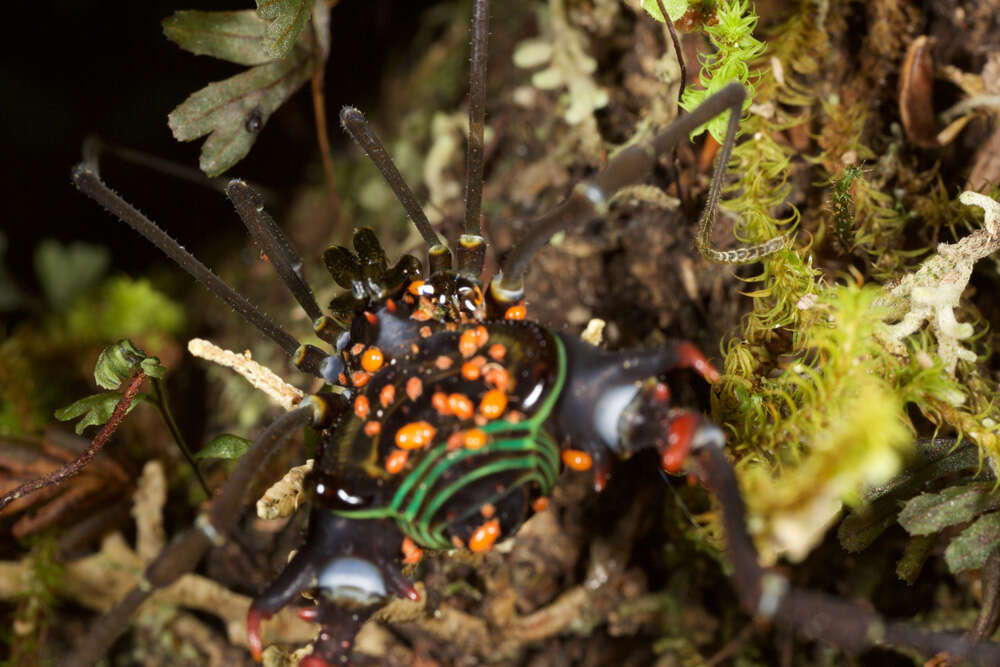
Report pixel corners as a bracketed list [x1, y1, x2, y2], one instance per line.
[4, 0, 1000, 665]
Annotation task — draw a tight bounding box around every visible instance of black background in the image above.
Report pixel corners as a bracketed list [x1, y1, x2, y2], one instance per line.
[4, 0, 444, 297]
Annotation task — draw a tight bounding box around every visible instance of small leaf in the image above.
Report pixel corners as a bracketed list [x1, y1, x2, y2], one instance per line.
[256, 0, 314, 59]
[640, 0, 690, 22]
[898, 482, 1000, 536]
[945, 511, 1000, 573]
[195, 434, 252, 460]
[34, 240, 109, 311]
[837, 500, 899, 553]
[168, 44, 314, 176]
[55, 391, 143, 435]
[163, 10, 273, 66]
[896, 534, 935, 584]
[94, 339, 164, 390]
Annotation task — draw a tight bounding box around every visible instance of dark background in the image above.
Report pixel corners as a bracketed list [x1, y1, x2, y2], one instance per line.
[4, 0, 445, 301]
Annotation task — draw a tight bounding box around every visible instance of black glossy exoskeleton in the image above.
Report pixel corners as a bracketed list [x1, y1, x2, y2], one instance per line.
[71, 1, 1000, 665]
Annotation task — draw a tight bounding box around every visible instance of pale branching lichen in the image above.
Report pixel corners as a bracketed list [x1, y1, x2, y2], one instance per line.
[876, 191, 1000, 377]
[187, 338, 304, 411]
[513, 0, 608, 126]
[257, 459, 314, 520]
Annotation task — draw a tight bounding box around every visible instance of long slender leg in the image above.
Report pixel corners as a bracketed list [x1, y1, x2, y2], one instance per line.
[685, 442, 1000, 664]
[227, 179, 323, 323]
[66, 405, 315, 667]
[458, 0, 490, 278]
[72, 163, 305, 360]
[339, 107, 451, 266]
[490, 82, 786, 308]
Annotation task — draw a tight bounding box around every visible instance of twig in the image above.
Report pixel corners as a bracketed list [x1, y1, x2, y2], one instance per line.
[311, 51, 341, 224]
[149, 378, 211, 497]
[0, 370, 147, 513]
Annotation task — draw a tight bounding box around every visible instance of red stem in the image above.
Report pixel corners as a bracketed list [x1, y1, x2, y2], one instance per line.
[0, 370, 147, 512]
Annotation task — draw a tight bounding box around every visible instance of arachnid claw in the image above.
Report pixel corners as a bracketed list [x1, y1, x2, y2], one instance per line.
[592, 461, 610, 492]
[377, 558, 421, 601]
[246, 607, 270, 663]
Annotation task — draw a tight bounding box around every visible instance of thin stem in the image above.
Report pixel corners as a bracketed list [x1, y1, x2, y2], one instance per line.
[655, 0, 686, 110]
[150, 378, 211, 498]
[0, 371, 147, 513]
[463, 0, 490, 239]
[655, 0, 687, 208]
[227, 179, 324, 322]
[311, 64, 342, 223]
[339, 107, 445, 251]
[72, 164, 304, 358]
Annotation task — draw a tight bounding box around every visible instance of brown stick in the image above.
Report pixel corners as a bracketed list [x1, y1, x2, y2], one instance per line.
[0, 370, 147, 513]
[311, 64, 342, 224]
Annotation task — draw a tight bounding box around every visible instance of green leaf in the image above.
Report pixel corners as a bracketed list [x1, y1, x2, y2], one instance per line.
[167, 44, 314, 176]
[94, 339, 165, 390]
[898, 482, 1000, 536]
[640, 0, 690, 22]
[54, 391, 143, 435]
[945, 511, 1000, 573]
[837, 498, 900, 553]
[195, 434, 252, 460]
[896, 534, 935, 584]
[163, 10, 273, 66]
[256, 0, 314, 59]
[33, 240, 109, 311]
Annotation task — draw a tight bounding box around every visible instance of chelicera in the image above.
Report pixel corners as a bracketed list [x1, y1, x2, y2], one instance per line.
[71, 1, 1000, 665]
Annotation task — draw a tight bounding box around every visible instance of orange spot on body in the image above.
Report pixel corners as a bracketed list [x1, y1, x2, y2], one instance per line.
[469, 518, 501, 552]
[432, 392, 450, 415]
[459, 325, 489, 358]
[354, 395, 370, 419]
[350, 343, 365, 356]
[385, 449, 408, 474]
[463, 428, 487, 450]
[480, 503, 495, 518]
[459, 330, 478, 358]
[385, 298, 397, 313]
[351, 371, 371, 387]
[419, 325, 432, 338]
[562, 449, 593, 471]
[406, 377, 423, 401]
[362, 347, 384, 372]
[435, 355, 453, 369]
[451, 535, 465, 549]
[364, 421, 382, 436]
[408, 280, 425, 296]
[532, 497, 549, 513]
[447, 431, 464, 450]
[504, 304, 526, 320]
[484, 365, 510, 392]
[364, 311, 378, 325]
[395, 421, 436, 449]
[379, 383, 396, 407]
[488, 343, 507, 361]
[401, 537, 423, 564]
[479, 389, 507, 420]
[448, 393, 475, 419]
[461, 360, 482, 381]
